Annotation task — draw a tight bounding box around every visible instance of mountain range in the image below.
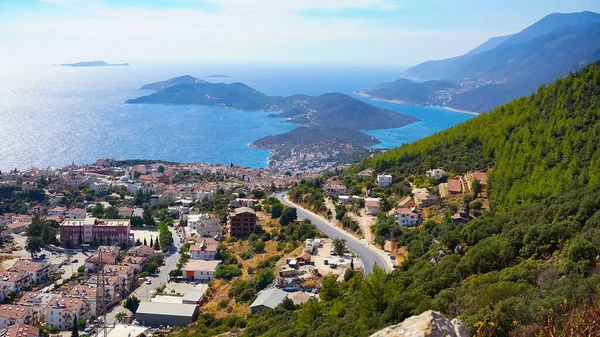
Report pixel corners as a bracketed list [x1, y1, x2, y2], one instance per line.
[360, 11, 600, 112]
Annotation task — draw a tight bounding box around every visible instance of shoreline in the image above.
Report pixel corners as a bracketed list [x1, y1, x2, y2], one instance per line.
[356, 92, 480, 116]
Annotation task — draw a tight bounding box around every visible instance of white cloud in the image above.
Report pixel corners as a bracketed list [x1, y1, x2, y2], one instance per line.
[0, 1, 501, 66]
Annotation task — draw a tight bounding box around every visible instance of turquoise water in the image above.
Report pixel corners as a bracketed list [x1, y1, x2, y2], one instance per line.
[359, 98, 474, 147]
[0, 63, 473, 171]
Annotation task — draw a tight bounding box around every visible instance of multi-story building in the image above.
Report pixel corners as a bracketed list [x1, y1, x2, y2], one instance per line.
[0, 305, 35, 329]
[377, 174, 393, 187]
[394, 208, 421, 227]
[127, 245, 155, 259]
[0, 271, 32, 302]
[227, 207, 256, 237]
[189, 240, 217, 260]
[0, 323, 39, 337]
[182, 260, 220, 281]
[46, 296, 90, 331]
[68, 285, 99, 316]
[65, 208, 86, 219]
[103, 265, 135, 295]
[188, 214, 222, 238]
[84, 246, 120, 272]
[60, 217, 131, 247]
[8, 260, 51, 284]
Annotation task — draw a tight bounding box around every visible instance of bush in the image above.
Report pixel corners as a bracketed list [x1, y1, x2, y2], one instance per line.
[215, 265, 243, 280]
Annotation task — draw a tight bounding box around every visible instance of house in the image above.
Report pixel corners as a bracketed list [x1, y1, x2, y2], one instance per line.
[394, 208, 421, 227]
[427, 169, 446, 180]
[6, 222, 27, 234]
[296, 252, 311, 265]
[127, 245, 155, 258]
[227, 207, 256, 238]
[196, 190, 214, 201]
[447, 177, 463, 195]
[0, 323, 39, 337]
[377, 174, 393, 187]
[324, 181, 347, 197]
[45, 295, 91, 331]
[60, 217, 131, 247]
[87, 276, 119, 304]
[412, 188, 438, 208]
[452, 206, 473, 224]
[182, 260, 221, 281]
[47, 206, 66, 217]
[121, 256, 149, 275]
[0, 305, 35, 330]
[357, 169, 374, 178]
[397, 196, 417, 209]
[189, 240, 218, 260]
[365, 198, 381, 216]
[84, 246, 121, 272]
[472, 170, 488, 185]
[279, 266, 298, 277]
[8, 260, 51, 284]
[65, 208, 86, 219]
[188, 214, 222, 238]
[338, 196, 351, 205]
[229, 198, 255, 208]
[118, 207, 133, 218]
[250, 288, 288, 314]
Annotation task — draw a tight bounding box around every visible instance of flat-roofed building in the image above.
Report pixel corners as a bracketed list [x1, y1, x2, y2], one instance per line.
[135, 302, 198, 327]
[60, 217, 131, 247]
[227, 207, 256, 237]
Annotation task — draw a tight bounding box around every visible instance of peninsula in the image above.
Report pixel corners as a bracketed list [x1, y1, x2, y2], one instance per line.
[140, 75, 207, 91]
[61, 60, 129, 67]
[126, 77, 419, 170]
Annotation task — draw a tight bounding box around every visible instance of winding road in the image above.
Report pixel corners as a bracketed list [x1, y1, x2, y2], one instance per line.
[275, 192, 392, 275]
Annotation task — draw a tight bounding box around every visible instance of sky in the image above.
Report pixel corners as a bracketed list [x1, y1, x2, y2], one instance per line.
[0, 0, 599, 66]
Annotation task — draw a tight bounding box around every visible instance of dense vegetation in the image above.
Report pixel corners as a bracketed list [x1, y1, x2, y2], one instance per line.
[238, 61, 600, 336]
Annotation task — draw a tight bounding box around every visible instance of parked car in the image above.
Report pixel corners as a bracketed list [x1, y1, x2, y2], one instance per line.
[146, 279, 152, 285]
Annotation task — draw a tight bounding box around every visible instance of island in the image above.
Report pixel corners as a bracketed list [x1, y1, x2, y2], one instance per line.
[126, 78, 419, 170]
[60, 60, 129, 67]
[205, 74, 229, 78]
[140, 75, 207, 91]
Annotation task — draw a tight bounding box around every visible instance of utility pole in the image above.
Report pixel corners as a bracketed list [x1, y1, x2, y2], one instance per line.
[95, 248, 108, 337]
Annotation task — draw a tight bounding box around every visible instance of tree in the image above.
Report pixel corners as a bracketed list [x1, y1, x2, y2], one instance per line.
[157, 165, 165, 173]
[279, 207, 297, 226]
[71, 315, 79, 337]
[135, 238, 142, 246]
[143, 238, 147, 246]
[104, 206, 119, 219]
[143, 207, 155, 226]
[271, 203, 284, 219]
[280, 296, 296, 310]
[25, 236, 44, 258]
[130, 216, 144, 227]
[123, 295, 140, 313]
[253, 239, 266, 253]
[153, 238, 160, 250]
[320, 275, 340, 301]
[472, 179, 483, 198]
[332, 238, 346, 256]
[149, 237, 154, 248]
[92, 203, 105, 217]
[115, 312, 128, 323]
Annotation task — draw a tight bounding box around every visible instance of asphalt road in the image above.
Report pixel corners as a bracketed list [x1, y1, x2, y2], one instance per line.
[275, 192, 391, 275]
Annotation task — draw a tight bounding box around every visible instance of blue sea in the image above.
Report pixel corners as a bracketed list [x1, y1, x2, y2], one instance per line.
[0, 62, 473, 171]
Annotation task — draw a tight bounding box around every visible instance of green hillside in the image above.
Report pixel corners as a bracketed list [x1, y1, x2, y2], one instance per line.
[170, 62, 600, 337]
[245, 62, 600, 336]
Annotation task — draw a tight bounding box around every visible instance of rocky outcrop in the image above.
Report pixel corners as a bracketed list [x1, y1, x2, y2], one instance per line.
[370, 310, 468, 337]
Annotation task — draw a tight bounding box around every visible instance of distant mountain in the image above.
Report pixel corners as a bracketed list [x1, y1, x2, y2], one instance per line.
[127, 82, 418, 130]
[362, 11, 600, 113]
[140, 75, 207, 91]
[465, 34, 514, 56]
[61, 61, 129, 67]
[204, 74, 229, 78]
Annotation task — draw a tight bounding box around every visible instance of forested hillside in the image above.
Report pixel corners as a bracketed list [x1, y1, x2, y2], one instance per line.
[231, 61, 600, 336]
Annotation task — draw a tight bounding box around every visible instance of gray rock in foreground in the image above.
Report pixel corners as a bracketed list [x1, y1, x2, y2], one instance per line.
[370, 310, 468, 337]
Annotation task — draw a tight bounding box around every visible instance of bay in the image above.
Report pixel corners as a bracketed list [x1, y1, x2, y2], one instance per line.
[0, 62, 473, 171]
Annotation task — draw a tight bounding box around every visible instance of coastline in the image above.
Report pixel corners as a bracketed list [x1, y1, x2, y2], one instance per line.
[356, 91, 480, 116]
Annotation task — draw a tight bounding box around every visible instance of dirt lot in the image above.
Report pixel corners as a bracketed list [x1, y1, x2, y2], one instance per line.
[310, 239, 361, 282]
[347, 212, 376, 243]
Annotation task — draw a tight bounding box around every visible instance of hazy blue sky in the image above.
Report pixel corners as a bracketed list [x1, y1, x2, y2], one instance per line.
[1, 0, 599, 66]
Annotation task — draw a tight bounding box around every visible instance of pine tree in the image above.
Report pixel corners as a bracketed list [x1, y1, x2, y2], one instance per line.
[71, 315, 79, 337]
[143, 238, 147, 246]
[149, 237, 154, 248]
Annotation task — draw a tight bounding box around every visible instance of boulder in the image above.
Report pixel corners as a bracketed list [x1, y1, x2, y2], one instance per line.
[369, 310, 468, 337]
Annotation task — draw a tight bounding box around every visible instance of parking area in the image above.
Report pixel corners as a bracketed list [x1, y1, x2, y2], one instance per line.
[309, 239, 362, 281]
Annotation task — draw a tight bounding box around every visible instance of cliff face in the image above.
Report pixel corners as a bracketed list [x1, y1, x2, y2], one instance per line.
[370, 311, 468, 337]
